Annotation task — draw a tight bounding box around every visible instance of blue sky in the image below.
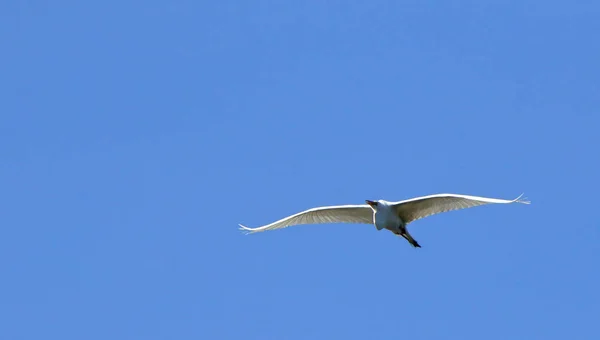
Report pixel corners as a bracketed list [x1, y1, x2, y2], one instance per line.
[2, 1, 599, 339]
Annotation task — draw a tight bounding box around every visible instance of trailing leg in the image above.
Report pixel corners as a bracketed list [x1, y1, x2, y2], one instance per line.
[395, 230, 421, 248]
[402, 231, 421, 248]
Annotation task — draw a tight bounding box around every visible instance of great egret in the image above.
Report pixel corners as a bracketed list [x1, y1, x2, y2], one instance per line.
[239, 193, 530, 248]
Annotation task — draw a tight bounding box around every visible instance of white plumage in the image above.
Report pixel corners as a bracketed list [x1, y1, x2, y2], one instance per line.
[239, 193, 530, 248]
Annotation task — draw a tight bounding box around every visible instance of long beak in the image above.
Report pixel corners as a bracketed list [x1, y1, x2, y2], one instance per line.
[365, 200, 377, 207]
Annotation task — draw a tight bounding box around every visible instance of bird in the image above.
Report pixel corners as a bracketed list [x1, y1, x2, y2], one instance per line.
[238, 193, 530, 248]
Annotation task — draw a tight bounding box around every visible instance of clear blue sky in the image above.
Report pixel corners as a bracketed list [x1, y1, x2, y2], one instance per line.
[2, 1, 599, 339]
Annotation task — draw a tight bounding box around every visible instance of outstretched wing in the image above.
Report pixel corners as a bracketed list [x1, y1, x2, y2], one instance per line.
[392, 193, 530, 225]
[239, 204, 374, 234]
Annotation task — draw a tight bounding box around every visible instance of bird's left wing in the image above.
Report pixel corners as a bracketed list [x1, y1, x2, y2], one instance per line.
[239, 204, 373, 234]
[391, 193, 530, 225]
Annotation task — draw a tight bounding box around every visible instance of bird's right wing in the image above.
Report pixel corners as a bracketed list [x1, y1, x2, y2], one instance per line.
[239, 204, 373, 234]
[392, 193, 530, 225]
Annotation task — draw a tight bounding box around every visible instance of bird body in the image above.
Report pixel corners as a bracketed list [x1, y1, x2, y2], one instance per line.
[372, 200, 400, 231]
[239, 193, 530, 248]
[368, 199, 421, 247]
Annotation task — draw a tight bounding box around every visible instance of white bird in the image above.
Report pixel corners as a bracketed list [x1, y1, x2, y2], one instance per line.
[239, 193, 530, 248]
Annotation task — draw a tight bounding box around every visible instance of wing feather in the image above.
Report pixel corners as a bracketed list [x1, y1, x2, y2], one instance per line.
[392, 193, 530, 224]
[239, 204, 374, 234]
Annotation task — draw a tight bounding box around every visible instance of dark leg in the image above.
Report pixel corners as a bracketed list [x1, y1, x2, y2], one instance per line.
[395, 229, 421, 248]
[401, 232, 421, 248]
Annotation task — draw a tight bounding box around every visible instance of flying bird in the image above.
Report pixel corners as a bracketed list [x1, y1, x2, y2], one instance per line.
[239, 193, 530, 248]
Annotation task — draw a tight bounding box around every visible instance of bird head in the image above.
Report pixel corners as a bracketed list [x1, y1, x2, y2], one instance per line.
[365, 200, 378, 210]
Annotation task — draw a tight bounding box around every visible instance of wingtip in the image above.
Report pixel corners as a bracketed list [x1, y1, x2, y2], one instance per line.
[514, 193, 531, 205]
[238, 223, 253, 235]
